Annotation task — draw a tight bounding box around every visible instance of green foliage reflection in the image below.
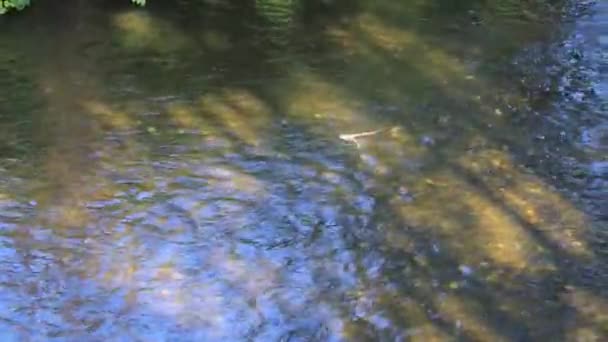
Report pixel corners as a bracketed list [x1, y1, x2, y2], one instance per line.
[0, 0, 145, 14]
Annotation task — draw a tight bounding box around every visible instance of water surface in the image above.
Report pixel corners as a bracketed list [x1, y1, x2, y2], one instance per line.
[0, 0, 607, 340]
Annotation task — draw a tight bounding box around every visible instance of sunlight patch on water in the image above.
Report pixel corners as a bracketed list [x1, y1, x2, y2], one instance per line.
[462, 190, 549, 270]
[345, 14, 473, 89]
[389, 166, 553, 271]
[436, 294, 508, 342]
[205, 166, 268, 197]
[198, 90, 273, 147]
[82, 100, 135, 130]
[112, 11, 190, 53]
[279, 71, 379, 131]
[200, 30, 233, 52]
[166, 102, 205, 130]
[387, 146, 591, 271]
[562, 286, 608, 341]
[459, 148, 591, 259]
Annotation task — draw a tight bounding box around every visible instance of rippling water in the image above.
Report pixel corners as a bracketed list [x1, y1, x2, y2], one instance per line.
[0, 0, 607, 340]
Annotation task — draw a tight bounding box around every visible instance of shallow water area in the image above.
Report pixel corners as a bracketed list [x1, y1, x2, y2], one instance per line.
[0, 0, 607, 340]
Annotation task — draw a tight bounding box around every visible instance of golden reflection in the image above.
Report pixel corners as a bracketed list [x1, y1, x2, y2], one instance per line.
[348, 283, 452, 341]
[391, 167, 551, 271]
[198, 89, 272, 146]
[562, 286, 608, 341]
[354, 14, 418, 52]
[112, 11, 190, 52]
[385, 298, 451, 341]
[32, 96, 151, 228]
[280, 71, 378, 131]
[330, 13, 470, 86]
[459, 148, 590, 258]
[167, 102, 205, 129]
[200, 30, 232, 51]
[323, 11, 529, 120]
[436, 294, 507, 342]
[82, 100, 135, 130]
[202, 164, 267, 197]
[384, 139, 591, 272]
[464, 190, 549, 270]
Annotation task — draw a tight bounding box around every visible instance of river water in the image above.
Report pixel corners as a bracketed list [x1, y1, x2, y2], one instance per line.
[0, 0, 607, 340]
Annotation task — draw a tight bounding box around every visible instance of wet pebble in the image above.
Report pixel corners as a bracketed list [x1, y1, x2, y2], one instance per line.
[0, 210, 24, 220]
[432, 243, 440, 254]
[581, 125, 608, 150]
[437, 115, 451, 125]
[360, 154, 379, 168]
[458, 265, 473, 276]
[584, 179, 608, 195]
[86, 199, 123, 209]
[571, 168, 588, 179]
[397, 186, 414, 203]
[589, 161, 608, 176]
[136, 191, 154, 201]
[420, 135, 435, 146]
[571, 91, 585, 102]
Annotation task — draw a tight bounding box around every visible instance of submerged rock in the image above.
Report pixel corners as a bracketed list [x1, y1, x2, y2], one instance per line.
[420, 135, 435, 146]
[582, 125, 608, 150]
[589, 161, 608, 176]
[458, 265, 473, 276]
